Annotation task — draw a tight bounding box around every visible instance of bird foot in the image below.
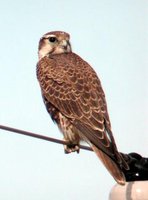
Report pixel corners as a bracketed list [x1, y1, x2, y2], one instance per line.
[64, 143, 80, 154]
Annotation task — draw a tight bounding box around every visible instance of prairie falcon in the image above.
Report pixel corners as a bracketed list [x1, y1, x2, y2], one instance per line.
[37, 31, 129, 185]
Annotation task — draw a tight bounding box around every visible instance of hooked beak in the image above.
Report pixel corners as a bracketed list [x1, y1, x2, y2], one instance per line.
[60, 40, 71, 51]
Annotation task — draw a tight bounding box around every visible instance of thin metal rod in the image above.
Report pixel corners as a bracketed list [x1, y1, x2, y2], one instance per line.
[0, 125, 93, 152]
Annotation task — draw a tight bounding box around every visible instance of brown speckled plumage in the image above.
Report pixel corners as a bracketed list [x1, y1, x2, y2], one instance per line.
[37, 31, 129, 185]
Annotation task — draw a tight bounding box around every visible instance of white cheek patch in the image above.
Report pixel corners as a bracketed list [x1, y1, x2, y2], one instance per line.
[38, 45, 52, 59]
[53, 47, 66, 54]
[38, 39, 53, 59]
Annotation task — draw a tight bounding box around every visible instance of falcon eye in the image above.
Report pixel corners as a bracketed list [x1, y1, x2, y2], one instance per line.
[49, 37, 57, 43]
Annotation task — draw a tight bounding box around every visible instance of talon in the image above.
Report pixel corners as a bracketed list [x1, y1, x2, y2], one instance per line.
[64, 143, 80, 154]
[74, 145, 80, 153]
[64, 145, 72, 154]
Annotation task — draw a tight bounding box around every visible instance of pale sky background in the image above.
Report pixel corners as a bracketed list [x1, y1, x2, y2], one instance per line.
[0, 0, 147, 199]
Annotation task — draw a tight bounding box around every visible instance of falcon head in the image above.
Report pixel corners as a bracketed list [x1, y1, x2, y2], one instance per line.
[38, 31, 72, 59]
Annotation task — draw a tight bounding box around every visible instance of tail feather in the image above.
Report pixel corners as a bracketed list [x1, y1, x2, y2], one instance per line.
[73, 121, 128, 184]
[91, 144, 126, 185]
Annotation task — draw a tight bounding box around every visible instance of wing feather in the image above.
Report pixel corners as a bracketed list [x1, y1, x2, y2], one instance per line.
[37, 53, 112, 140]
[37, 52, 128, 171]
